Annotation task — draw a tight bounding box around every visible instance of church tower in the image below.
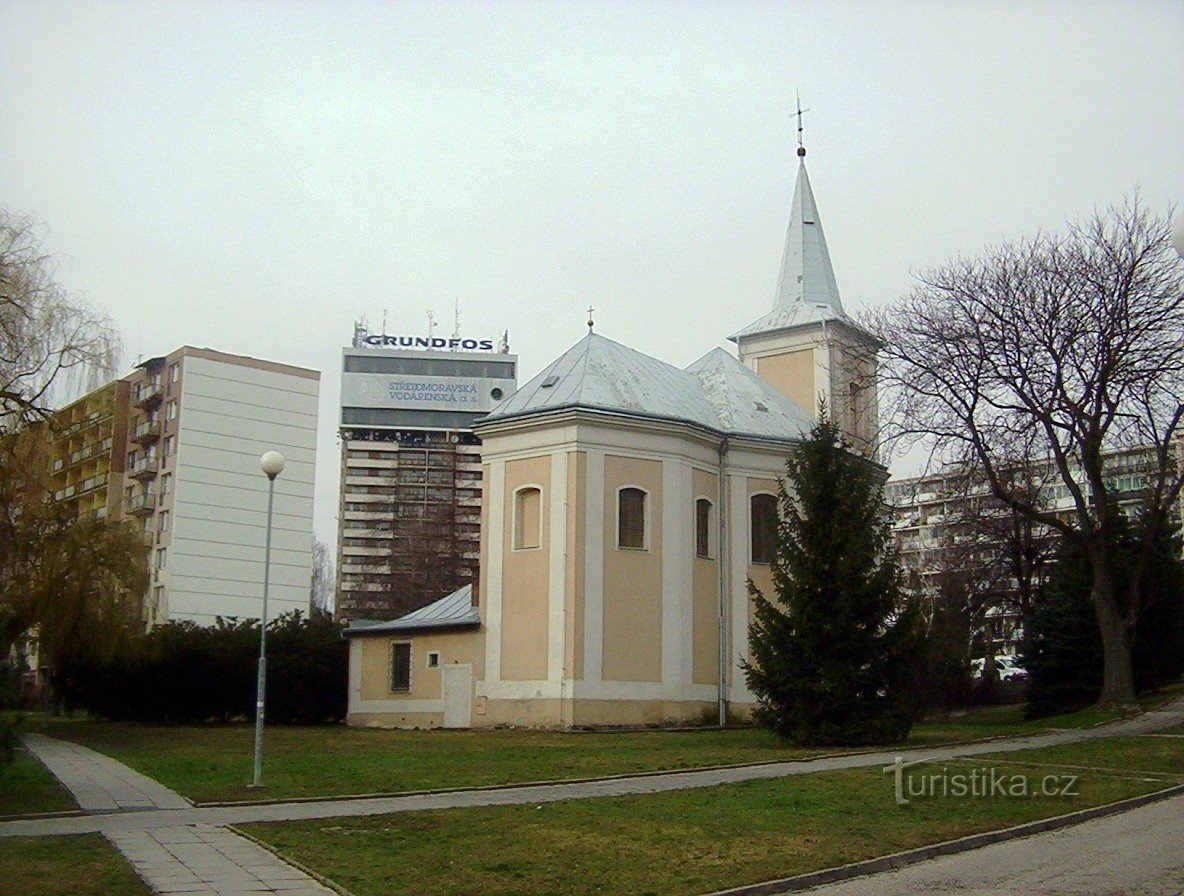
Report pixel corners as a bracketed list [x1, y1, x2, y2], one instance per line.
[730, 139, 879, 456]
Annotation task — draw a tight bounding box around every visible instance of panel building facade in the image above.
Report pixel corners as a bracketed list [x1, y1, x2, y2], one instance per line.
[46, 347, 320, 626]
[336, 324, 517, 621]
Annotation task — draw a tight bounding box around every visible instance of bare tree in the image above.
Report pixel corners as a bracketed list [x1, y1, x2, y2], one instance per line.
[310, 538, 335, 614]
[1, 209, 121, 425]
[869, 199, 1184, 709]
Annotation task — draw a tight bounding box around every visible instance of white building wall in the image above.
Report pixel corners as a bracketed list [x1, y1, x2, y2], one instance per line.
[168, 356, 320, 624]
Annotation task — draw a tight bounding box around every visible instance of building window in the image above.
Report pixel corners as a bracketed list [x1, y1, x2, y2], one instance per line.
[166, 400, 177, 420]
[127, 449, 137, 467]
[751, 493, 778, 564]
[169, 363, 180, 384]
[390, 642, 411, 692]
[695, 498, 713, 559]
[164, 435, 175, 457]
[161, 473, 172, 496]
[513, 486, 542, 550]
[617, 487, 647, 550]
[155, 547, 168, 569]
[426, 651, 440, 669]
[158, 510, 169, 533]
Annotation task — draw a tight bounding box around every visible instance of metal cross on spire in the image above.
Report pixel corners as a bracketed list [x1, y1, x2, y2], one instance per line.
[794, 91, 809, 158]
[586, 305, 595, 333]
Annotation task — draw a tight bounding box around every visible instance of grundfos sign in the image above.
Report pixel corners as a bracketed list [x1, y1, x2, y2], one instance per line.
[362, 334, 496, 351]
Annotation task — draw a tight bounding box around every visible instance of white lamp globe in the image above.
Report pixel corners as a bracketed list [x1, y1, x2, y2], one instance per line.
[1172, 211, 1184, 259]
[260, 451, 286, 479]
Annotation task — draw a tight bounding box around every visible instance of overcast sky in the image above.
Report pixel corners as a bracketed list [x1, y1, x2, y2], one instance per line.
[3, 0, 1182, 547]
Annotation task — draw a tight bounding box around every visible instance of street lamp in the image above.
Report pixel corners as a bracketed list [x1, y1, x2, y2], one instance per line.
[251, 450, 285, 789]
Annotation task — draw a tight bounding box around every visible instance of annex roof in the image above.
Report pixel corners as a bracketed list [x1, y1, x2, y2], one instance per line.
[342, 584, 479, 637]
[477, 332, 814, 443]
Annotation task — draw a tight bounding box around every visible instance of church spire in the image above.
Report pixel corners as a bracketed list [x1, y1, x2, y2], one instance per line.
[771, 156, 843, 314]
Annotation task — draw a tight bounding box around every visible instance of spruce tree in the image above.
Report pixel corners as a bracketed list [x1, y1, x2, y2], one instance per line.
[743, 417, 919, 746]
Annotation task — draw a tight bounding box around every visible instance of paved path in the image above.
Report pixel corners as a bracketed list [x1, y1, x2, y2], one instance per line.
[800, 793, 1184, 895]
[10, 697, 1184, 895]
[22, 733, 190, 814]
[19, 735, 335, 896]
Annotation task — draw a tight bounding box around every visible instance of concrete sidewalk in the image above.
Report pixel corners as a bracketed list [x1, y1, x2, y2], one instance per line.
[20, 734, 335, 896]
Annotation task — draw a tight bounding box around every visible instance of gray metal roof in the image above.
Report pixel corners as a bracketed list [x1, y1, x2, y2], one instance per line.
[477, 334, 814, 443]
[343, 584, 479, 637]
[731, 159, 853, 342]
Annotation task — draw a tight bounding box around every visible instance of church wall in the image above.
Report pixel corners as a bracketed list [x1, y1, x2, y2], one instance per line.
[500, 455, 552, 681]
[755, 349, 815, 414]
[691, 467, 720, 685]
[602, 453, 664, 683]
[565, 450, 586, 681]
[746, 475, 779, 639]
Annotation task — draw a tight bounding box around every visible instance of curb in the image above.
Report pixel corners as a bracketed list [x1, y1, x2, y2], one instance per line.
[705, 783, 1184, 896]
[228, 823, 359, 896]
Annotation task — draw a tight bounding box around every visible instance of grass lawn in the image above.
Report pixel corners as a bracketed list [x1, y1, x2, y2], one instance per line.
[0, 748, 77, 817]
[0, 834, 151, 896]
[35, 699, 1153, 805]
[243, 736, 1182, 896]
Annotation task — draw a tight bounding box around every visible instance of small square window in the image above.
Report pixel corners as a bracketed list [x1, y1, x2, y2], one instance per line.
[426, 651, 441, 669]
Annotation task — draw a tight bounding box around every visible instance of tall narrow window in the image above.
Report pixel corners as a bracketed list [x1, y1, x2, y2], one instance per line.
[618, 487, 646, 550]
[751, 493, 778, 564]
[695, 498, 713, 559]
[513, 486, 542, 550]
[390, 642, 411, 692]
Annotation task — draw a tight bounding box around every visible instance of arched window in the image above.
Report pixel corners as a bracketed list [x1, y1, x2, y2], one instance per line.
[695, 498, 713, 559]
[618, 487, 647, 550]
[750, 493, 778, 564]
[514, 486, 542, 550]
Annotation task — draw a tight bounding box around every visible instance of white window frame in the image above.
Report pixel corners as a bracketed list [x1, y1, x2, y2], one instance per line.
[166, 399, 178, 420]
[169, 362, 180, 384]
[511, 484, 544, 551]
[615, 485, 650, 551]
[426, 650, 441, 669]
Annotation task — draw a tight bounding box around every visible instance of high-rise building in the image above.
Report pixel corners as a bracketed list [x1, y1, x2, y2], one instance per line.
[46, 346, 320, 626]
[336, 322, 517, 620]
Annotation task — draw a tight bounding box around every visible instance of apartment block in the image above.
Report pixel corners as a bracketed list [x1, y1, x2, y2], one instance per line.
[46, 347, 320, 627]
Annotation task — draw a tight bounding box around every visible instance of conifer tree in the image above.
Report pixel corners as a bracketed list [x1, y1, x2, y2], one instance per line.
[743, 417, 919, 746]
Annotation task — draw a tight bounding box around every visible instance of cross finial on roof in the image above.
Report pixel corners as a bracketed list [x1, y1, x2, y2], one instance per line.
[794, 91, 809, 158]
[587, 305, 595, 333]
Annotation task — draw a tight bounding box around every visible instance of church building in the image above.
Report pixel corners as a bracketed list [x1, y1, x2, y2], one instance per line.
[344, 146, 881, 728]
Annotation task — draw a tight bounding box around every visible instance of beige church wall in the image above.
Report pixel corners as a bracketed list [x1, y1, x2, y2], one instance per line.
[602, 453, 663, 683]
[565, 450, 587, 681]
[479, 697, 718, 728]
[691, 467, 720, 685]
[355, 627, 483, 704]
[756, 348, 815, 415]
[500, 455, 552, 681]
[349, 710, 445, 729]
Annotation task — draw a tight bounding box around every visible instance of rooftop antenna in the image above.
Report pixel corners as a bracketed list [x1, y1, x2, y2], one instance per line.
[587, 305, 595, 334]
[452, 298, 461, 340]
[794, 90, 809, 158]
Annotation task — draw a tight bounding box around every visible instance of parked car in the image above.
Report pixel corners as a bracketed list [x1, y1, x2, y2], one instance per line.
[970, 655, 1028, 681]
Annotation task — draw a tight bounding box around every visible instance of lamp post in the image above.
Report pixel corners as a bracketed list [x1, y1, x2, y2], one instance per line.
[251, 450, 285, 789]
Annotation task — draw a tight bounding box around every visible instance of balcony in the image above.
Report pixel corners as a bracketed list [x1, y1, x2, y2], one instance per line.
[129, 456, 158, 481]
[132, 418, 161, 445]
[134, 381, 163, 409]
[126, 490, 156, 516]
[80, 472, 108, 494]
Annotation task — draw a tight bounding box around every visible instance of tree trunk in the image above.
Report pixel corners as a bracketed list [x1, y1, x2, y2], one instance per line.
[1089, 561, 1138, 710]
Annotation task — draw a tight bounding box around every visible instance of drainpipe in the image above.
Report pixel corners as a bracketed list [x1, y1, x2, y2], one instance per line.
[717, 437, 730, 727]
